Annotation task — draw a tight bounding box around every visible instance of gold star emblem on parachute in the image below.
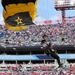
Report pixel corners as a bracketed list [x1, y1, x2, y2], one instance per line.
[15, 16, 22, 25]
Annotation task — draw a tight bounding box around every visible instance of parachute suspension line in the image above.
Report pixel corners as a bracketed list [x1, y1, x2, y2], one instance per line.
[41, 0, 47, 25]
[36, 0, 44, 25]
[43, 0, 46, 21]
[41, 0, 47, 23]
[41, 0, 50, 25]
[41, 0, 45, 22]
[47, 0, 50, 21]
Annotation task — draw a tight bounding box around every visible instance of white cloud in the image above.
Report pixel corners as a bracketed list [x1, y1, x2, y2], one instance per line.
[49, 16, 62, 24]
[0, 15, 4, 25]
[33, 16, 46, 25]
[34, 16, 45, 21]
[49, 16, 61, 21]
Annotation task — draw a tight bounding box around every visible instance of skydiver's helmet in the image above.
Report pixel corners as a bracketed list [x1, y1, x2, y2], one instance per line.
[41, 39, 47, 47]
[41, 39, 46, 44]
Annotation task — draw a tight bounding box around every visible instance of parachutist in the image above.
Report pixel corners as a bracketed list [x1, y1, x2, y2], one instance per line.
[41, 40, 63, 68]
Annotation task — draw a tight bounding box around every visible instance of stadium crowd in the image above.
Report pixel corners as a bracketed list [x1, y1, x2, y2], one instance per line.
[0, 23, 74, 74]
[0, 63, 75, 75]
[0, 23, 75, 47]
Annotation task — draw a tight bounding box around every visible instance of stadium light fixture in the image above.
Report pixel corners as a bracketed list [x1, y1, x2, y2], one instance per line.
[58, 0, 64, 5]
[70, 0, 75, 5]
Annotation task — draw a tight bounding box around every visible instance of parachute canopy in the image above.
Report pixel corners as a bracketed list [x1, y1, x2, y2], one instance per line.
[1, 0, 37, 31]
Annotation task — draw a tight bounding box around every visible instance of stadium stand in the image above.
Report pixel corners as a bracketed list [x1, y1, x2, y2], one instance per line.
[0, 23, 74, 74]
[0, 23, 75, 46]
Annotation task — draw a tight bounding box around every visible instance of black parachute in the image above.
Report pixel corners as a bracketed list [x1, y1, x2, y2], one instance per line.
[1, 0, 37, 31]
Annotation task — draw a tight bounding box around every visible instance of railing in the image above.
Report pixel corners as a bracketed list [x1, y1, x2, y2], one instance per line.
[0, 54, 75, 60]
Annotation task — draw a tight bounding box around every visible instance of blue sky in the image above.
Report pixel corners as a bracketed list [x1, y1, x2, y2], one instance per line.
[0, 0, 75, 24]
